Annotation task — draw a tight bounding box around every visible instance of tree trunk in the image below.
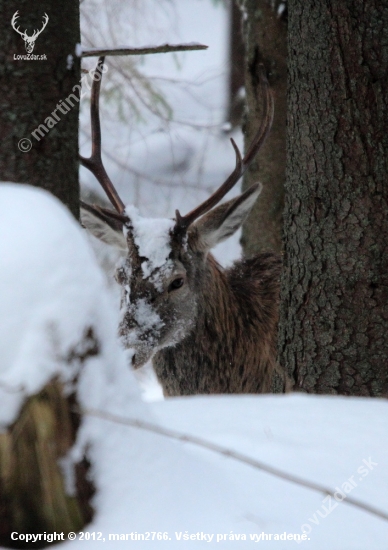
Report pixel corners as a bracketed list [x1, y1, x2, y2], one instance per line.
[240, 0, 287, 255]
[0, 0, 80, 219]
[278, 1, 388, 396]
[227, 0, 245, 129]
[0, 1, 90, 543]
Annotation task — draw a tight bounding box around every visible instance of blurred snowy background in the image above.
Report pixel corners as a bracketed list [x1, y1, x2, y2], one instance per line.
[79, 0, 242, 267]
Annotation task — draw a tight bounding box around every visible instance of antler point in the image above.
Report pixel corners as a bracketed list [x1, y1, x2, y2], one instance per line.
[230, 137, 242, 167]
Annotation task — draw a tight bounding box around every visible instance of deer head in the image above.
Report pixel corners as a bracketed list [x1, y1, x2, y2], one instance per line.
[80, 57, 274, 370]
[11, 11, 48, 54]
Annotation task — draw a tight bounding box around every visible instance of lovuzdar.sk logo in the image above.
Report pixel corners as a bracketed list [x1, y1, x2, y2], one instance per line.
[11, 11, 48, 60]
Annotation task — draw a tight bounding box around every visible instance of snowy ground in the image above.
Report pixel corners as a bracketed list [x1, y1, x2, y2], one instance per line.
[1, 2, 388, 550]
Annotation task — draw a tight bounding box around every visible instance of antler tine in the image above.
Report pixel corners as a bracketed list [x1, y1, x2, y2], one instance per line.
[34, 13, 49, 37]
[175, 64, 274, 232]
[11, 12, 24, 36]
[80, 56, 126, 214]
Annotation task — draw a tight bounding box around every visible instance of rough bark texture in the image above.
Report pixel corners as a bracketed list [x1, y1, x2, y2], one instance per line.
[278, 1, 388, 395]
[0, 384, 94, 548]
[0, 0, 80, 218]
[227, 0, 246, 128]
[240, 0, 287, 255]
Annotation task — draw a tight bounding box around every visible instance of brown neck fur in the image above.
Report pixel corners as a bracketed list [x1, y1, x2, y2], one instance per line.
[153, 252, 281, 396]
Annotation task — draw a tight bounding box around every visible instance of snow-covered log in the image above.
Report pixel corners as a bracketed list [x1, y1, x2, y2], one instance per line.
[0, 183, 127, 538]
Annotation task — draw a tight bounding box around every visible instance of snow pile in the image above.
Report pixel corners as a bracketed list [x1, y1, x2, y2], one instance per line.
[0, 183, 131, 426]
[150, 395, 388, 549]
[66, 393, 388, 550]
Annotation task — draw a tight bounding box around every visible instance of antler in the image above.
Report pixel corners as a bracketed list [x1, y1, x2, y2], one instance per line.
[11, 11, 26, 38]
[31, 13, 49, 39]
[174, 64, 274, 232]
[80, 56, 126, 214]
[11, 11, 49, 39]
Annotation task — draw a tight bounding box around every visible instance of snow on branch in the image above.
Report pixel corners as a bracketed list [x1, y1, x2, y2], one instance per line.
[81, 43, 208, 58]
[83, 408, 388, 524]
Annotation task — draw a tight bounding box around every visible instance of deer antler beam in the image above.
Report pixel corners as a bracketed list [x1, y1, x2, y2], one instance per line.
[81, 43, 208, 58]
[79, 56, 126, 214]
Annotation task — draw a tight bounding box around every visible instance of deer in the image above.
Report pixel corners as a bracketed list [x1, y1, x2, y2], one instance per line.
[11, 11, 49, 54]
[80, 57, 283, 396]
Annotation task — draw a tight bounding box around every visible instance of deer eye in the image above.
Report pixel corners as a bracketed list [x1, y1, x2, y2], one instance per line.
[168, 277, 184, 292]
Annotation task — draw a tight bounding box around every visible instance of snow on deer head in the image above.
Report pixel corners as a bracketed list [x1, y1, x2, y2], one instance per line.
[82, 184, 262, 368]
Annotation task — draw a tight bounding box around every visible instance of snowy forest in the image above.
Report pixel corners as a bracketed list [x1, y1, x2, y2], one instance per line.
[0, 0, 387, 548]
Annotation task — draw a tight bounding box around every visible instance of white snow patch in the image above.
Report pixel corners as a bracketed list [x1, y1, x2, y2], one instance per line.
[125, 204, 175, 279]
[67, 54, 74, 69]
[75, 43, 83, 57]
[277, 2, 286, 16]
[122, 298, 164, 349]
[237, 85, 246, 99]
[221, 121, 232, 132]
[133, 298, 164, 333]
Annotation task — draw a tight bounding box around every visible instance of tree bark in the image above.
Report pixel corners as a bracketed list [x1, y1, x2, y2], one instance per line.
[0, 383, 93, 547]
[0, 0, 80, 219]
[278, 1, 388, 396]
[227, 0, 246, 129]
[240, 0, 287, 255]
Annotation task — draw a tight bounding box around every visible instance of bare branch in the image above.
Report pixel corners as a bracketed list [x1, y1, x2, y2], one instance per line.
[81, 43, 208, 58]
[82, 407, 388, 523]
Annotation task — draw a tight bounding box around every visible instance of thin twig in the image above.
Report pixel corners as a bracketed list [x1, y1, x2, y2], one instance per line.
[82, 43, 208, 58]
[83, 407, 388, 523]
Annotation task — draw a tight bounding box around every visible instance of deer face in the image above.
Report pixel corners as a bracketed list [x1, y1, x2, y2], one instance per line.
[24, 37, 37, 54]
[117, 258, 198, 368]
[115, 221, 199, 368]
[81, 185, 261, 368]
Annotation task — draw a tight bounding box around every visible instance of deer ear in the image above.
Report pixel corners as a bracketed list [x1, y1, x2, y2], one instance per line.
[81, 205, 127, 251]
[190, 183, 262, 252]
